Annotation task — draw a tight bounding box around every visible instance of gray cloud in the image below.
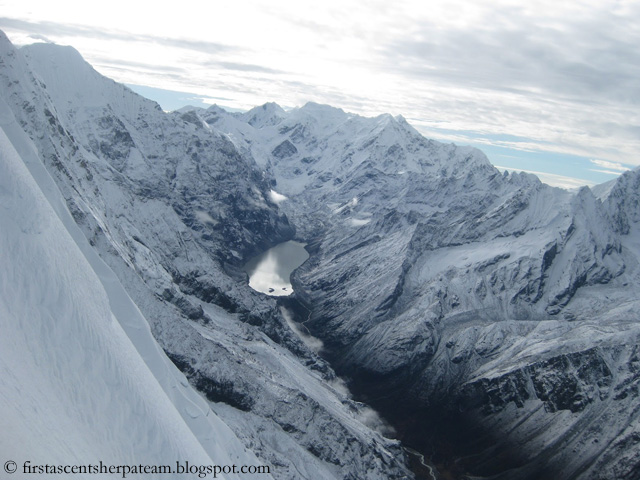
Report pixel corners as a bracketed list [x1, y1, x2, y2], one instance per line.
[0, 17, 237, 54]
[354, 3, 640, 165]
[206, 61, 284, 74]
[92, 56, 187, 74]
[379, 13, 640, 107]
[383, 2, 640, 103]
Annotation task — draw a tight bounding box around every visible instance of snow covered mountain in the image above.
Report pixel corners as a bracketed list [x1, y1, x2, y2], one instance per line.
[0, 74, 269, 480]
[2, 29, 640, 480]
[0, 32, 411, 479]
[198, 101, 640, 478]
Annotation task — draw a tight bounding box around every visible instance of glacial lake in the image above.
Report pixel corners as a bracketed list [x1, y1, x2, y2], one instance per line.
[244, 241, 309, 296]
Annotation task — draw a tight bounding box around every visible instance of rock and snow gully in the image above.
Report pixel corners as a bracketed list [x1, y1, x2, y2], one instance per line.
[2, 30, 640, 480]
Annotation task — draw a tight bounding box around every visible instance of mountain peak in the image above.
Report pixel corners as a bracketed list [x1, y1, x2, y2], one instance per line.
[0, 29, 18, 57]
[242, 102, 286, 128]
[604, 166, 640, 234]
[19, 39, 161, 118]
[262, 101, 283, 111]
[22, 41, 85, 62]
[299, 101, 346, 116]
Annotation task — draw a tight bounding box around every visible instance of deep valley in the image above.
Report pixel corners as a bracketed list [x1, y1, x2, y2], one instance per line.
[2, 29, 640, 480]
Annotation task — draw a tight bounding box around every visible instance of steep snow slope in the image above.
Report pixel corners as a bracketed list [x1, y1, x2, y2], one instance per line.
[0, 31, 412, 480]
[0, 120, 267, 477]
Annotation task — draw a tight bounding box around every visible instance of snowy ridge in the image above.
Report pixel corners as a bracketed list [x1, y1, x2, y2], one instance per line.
[0, 120, 265, 478]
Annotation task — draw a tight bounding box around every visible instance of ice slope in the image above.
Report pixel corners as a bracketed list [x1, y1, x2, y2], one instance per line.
[0, 123, 268, 477]
[0, 31, 413, 479]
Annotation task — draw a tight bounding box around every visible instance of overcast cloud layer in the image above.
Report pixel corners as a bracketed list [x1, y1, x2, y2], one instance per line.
[1, 0, 638, 186]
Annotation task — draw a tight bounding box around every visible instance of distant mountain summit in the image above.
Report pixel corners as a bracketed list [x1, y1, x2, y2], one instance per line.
[242, 101, 287, 128]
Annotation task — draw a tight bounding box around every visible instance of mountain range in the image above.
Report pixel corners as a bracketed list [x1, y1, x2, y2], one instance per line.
[1, 30, 639, 479]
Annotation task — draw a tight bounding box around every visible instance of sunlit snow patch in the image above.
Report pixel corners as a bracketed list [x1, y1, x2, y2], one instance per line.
[268, 189, 288, 205]
[349, 218, 371, 227]
[195, 210, 218, 225]
[333, 197, 358, 214]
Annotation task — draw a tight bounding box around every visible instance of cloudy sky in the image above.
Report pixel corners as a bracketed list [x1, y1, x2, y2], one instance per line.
[1, 0, 638, 188]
